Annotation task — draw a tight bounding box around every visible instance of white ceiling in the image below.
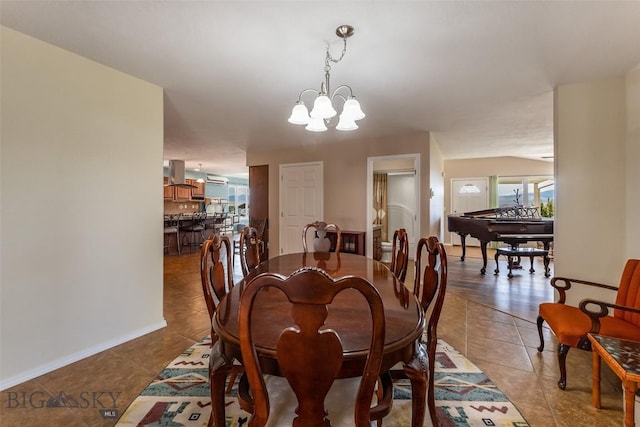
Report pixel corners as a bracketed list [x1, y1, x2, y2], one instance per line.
[2, 1, 640, 176]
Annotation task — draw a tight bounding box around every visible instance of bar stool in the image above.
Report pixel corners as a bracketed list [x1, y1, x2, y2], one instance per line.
[181, 212, 206, 253]
[163, 213, 182, 255]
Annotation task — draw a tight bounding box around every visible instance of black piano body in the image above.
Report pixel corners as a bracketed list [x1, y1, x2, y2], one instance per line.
[447, 206, 554, 274]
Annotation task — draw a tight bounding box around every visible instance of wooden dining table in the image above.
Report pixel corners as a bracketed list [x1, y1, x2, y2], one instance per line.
[209, 252, 428, 427]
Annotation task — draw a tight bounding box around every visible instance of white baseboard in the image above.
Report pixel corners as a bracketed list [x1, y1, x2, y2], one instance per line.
[0, 319, 167, 391]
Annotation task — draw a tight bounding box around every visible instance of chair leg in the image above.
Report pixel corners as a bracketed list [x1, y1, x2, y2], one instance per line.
[226, 370, 238, 394]
[557, 343, 570, 390]
[427, 362, 437, 427]
[176, 231, 181, 255]
[376, 384, 383, 427]
[536, 316, 545, 352]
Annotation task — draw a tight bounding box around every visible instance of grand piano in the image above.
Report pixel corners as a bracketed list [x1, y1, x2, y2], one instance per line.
[447, 206, 554, 274]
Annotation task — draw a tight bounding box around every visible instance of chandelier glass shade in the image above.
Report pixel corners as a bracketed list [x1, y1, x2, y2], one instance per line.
[306, 116, 328, 132]
[196, 164, 205, 183]
[288, 25, 365, 132]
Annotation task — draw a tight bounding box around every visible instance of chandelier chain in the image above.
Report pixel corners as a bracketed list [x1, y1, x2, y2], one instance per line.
[323, 38, 348, 92]
[326, 37, 348, 64]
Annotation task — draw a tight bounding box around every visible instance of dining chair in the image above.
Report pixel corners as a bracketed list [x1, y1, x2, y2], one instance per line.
[238, 226, 261, 277]
[415, 236, 448, 424]
[302, 221, 342, 254]
[249, 217, 267, 258]
[390, 235, 448, 427]
[238, 267, 393, 427]
[390, 228, 409, 283]
[537, 259, 640, 389]
[200, 233, 242, 394]
[163, 213, 182, 255]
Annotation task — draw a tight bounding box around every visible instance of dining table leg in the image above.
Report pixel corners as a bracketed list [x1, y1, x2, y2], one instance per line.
[403, 344, 429, 427]
[208, 343, 233, 427]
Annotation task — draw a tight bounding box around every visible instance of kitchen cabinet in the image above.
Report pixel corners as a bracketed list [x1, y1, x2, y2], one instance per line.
[164, 177, 205, 201]
[190, 180, 205, 200]
[174, 183, 191, 200]
[163, 177, 174, 200]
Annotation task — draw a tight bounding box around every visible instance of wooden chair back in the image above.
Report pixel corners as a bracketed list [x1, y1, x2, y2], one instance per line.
[249, 217, 267, 257]
[238, 267, 386, 427]
[413, 235, 448, 424]
[200, 233, 234, 340]
[249, 217, 267, 238]
[302, 221, 342, 254]
[614, 259, 640, 326]
[414, 236, 448, 341]
[239, 226, 261, 277]
[390, 228, 409, 283]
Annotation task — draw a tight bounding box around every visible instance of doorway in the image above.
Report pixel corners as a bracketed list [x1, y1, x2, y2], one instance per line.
[366, 154, 421, 259]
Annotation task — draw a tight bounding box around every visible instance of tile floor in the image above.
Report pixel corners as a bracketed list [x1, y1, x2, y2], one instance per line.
[0, 246, 625, 426]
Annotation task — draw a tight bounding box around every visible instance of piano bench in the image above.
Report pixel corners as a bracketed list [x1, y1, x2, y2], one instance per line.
[494, 246, 550, 278]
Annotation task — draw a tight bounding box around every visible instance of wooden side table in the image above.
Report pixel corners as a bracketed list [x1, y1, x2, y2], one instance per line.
[588, 334, 640, 427]
[326, 230, 366, 255]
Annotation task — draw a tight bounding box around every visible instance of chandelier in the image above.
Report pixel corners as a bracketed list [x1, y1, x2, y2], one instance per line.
[287, 25, 365, 132]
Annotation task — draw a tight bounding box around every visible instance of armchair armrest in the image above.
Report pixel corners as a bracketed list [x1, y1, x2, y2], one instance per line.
[578, 299, 640, 334]
[550, 277, 617, 304]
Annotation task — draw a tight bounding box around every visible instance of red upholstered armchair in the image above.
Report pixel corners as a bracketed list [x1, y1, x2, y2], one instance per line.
[537, 259, 640, 389]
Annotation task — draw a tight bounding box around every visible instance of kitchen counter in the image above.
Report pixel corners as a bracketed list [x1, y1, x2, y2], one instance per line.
[164, 212, 236, 234]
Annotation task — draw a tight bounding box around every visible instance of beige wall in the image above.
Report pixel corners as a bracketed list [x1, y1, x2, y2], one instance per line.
[554, 76, 636, 305]
[247, 132, 431, 255]
[429, 135, 446, 239]
[0, 27, 165, 388]
[442, 156, 554, 243]
[626, 66, 640, 258]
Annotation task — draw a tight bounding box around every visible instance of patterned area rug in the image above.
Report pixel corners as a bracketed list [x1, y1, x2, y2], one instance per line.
[116, 337, 529, 426]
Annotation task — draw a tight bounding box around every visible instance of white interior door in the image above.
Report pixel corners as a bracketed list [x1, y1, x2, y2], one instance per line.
[279, 162, 323, 255]
[451, 178, 489, 246]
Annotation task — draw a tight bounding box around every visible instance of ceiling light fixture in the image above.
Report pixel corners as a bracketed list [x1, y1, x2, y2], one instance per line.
[196, 164, 205, 183]
[288, 25, 365, 132]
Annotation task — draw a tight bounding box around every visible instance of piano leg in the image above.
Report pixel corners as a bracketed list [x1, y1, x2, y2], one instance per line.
[458, 233, 468, 261]
[480, 241, 488, 274]
[543, 254, 551, 277]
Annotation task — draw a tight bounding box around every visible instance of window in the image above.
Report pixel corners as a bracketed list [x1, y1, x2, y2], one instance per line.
[497, 176, 554, 217]
[458, 184, 481, 194]
[228, 184, 249, 222]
